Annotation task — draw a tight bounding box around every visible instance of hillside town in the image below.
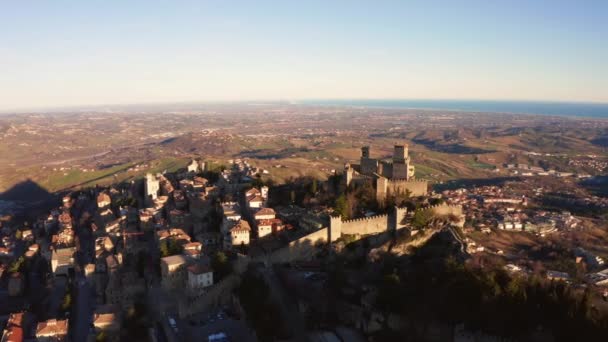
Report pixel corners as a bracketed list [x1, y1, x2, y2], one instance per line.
[1, 145, 608, 342]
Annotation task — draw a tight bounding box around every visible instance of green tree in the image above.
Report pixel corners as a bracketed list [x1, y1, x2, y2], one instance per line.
[211, 251, 232, 280]
[159, 241, 170, 257]
[96, 331, 107, 342]
[310, 178, 318, 195]
[8, 256, 24, 273]
[61, 293, 71, 311]
[412, 209, 433, 229]
[334, 194, 349, 219]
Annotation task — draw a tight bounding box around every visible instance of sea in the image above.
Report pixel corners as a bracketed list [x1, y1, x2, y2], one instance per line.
[303, 99, 608, 119]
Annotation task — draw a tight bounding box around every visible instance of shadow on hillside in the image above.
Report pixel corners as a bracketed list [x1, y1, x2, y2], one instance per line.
[237, 147, 310, 159]
[0, 179, 59, 223]
[412, 139, 496, 154]
[433, 176, 522, 191]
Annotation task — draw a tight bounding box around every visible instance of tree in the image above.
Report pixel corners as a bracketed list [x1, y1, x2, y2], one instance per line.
[412, 209, 433, 229]
[429, 197, 444, 206]
[96, 331, 107, 342]
[211, 251, 232, 279]
[8, 256, 24, 273]
[310, 178, 318, 195]
[159, 241, 170, 257]
[61, 293, 72, 311]
[334, 194, 349, 219]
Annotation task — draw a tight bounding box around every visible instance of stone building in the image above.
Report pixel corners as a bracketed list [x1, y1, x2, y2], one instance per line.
[145, 173, 161, 200]
[345, 144, 428, 201]
[187, 263, 214, 290]
[161, 254, 189, 289]
[223, 220, 251, 249]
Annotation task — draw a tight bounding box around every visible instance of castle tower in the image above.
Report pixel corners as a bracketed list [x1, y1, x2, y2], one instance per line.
[344, 164, 354, 187]
[361, 146, 370, 159]
[393, 144, 408, 163]
[360, 145, 380, 175]
[329, 215, 342, 242]
[376, 176, 389, 202]
[393, 206, 408, 231]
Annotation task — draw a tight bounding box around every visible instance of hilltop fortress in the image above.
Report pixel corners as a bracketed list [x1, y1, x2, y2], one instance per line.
[344, 144, 428, 201]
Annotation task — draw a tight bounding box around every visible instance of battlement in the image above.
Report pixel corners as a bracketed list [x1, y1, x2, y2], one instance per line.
[416, 203, 463, 217]
[342, 214, 389, 224]
[426, 204, 462, 210]
[386, 178, 427, 184]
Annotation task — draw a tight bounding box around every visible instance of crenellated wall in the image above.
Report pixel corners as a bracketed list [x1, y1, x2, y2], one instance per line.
[259, 206, 412, 264]
[330, 206, 408, 239]
[425, 203, 463, 217]
[341, 214, 390, 235]
[376, 178, 428, 201]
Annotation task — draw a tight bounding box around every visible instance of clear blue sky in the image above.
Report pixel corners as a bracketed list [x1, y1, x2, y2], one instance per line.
[1, 0, 606, 110]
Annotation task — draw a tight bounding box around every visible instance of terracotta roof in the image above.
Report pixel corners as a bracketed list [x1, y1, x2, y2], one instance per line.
[2, 313, 23, 342]
[257, 219, 274, 227]
[36, 319, 69, 337]
[93, 312, 119, 328]
[248, 195, 264, 203]
[254, 207, 276, 217]
[161, 254, 188, 267]
[246, 188, 261, 197]
[194, 177, 209, 185]
[183, 242, 202, 251]
[97, 192, 111, 205]
[187, 263, 213, 275]
[230, 220, 251, 233]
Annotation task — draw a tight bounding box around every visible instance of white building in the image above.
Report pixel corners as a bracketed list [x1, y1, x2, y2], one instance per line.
[247, 195, 264, 209]
[257, 220, 273, 238]
[224, 220, 251, 248]
[187, 159, 199, 173]
[145, 173, 160, 200]
[187, 264, 214, 290]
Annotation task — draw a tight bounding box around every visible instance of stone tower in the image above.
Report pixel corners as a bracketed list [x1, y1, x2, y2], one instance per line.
[393, 206, 408, 230]
[344, 164, 354, 187]
[145, 173, 160, 200]
[329, 215, 342, 242]
[360, 146, 378, 175]
[393, 144, 408, 163]
[361, 146, 370, 158]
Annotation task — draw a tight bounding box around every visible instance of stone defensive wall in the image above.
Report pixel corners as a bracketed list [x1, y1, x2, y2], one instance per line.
[178, 273, 240, 318]
[340, 214, 390, 235]
[256, 207, 410, 265]
[385, 179, 428, 196]
[262, 227, 330, 264]
[417, 203, 463, 217]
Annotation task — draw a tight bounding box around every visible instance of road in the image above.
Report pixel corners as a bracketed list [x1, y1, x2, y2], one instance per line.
[69, 195, 96, 341]
[71, 275, 94, 341]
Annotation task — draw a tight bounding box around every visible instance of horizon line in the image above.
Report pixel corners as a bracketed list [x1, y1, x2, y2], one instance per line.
[2, 97, 608, 114]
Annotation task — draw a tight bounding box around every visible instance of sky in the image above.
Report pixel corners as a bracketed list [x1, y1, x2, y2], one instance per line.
[1, 0, 607, 111]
